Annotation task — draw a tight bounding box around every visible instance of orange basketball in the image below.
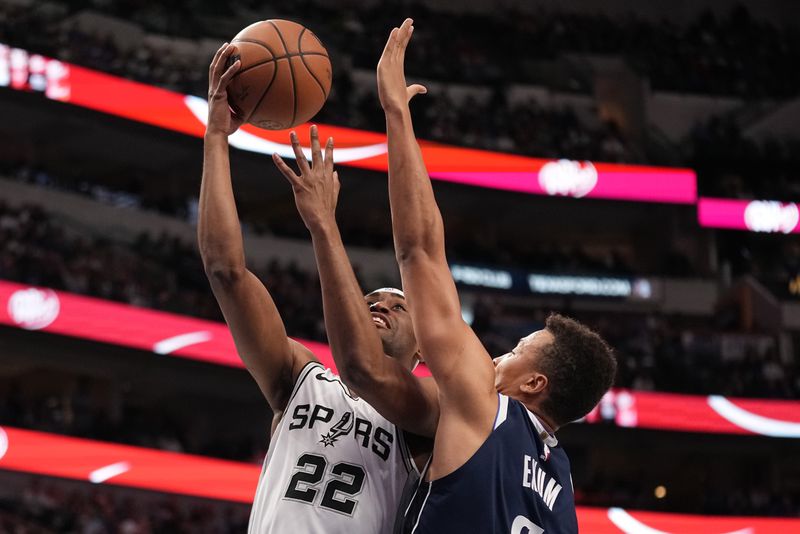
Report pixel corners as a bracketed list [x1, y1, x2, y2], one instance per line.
[226, 20, 332, 130]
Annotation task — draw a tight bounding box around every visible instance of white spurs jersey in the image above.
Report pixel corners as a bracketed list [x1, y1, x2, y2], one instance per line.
[249, 361, 418, 534]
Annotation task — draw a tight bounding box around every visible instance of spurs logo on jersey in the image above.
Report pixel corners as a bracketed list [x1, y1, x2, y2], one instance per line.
[320, 411, 354, 447]
[248, 362, 418, 534]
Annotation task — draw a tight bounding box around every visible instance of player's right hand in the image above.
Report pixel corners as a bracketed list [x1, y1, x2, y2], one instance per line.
[206, 42, 243, 137]
[377, 18, 427, 115]
[272, 125, 340, 233]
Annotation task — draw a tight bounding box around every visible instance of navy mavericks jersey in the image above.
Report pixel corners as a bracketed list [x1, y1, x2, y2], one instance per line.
[401, 394, 578, 534]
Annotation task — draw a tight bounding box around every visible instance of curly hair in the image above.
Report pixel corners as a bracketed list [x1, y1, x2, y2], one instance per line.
[536, 313, 617, 427]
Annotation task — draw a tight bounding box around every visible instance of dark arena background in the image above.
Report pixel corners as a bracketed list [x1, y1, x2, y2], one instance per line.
[1, 0, 800, 532]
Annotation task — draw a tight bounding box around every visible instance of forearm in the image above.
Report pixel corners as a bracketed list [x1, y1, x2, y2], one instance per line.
[198, 133, 246, 275]
[310, 221, 439, 437]
[385, 108, 445, 262]
[309, 221, 385, 383]
[385, 106, 465, 376]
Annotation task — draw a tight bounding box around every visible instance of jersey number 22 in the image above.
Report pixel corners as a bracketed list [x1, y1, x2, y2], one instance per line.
[284, 453, 366, 515]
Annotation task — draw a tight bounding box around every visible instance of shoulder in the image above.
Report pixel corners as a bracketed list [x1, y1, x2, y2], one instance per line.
[290, 364, 367, 408]
[296, 359, 327, 385]
[309, 367, 359, 397]
[286, 361, 327, 401]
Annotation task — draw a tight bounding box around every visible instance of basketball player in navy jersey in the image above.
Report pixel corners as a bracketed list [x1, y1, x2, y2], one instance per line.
[200, 43, 436, 533]
[377, 20, 617, 533]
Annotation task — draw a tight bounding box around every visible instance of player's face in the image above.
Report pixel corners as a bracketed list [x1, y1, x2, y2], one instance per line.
[364, 292, 418, 365]
[492, 329, 554, 398]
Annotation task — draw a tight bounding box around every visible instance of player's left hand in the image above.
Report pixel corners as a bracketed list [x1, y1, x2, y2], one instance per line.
[377, 18, 427, 115]
[273, 125, 340, 232]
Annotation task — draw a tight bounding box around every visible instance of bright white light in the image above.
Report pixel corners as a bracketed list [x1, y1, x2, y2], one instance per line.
[89, 461, 131, 483]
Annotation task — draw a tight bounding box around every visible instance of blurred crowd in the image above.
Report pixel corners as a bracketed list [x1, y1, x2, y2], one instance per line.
[5, 1, 799, 97]
[345, 4, 800, 98]
[577, 470, 800, 517]
[4, 1, 800, 197]
[597, 313, 797, 398]
[0, 199, 326, 335]
[1, 363, 797, 518]
[472, 302, 798, 399]
[8, 153, 800, 285]
[0, 476, 250, 533]
[0, 469, 793, 532]
[0, 162, 670, 278]
[0, 373, 268, 464]
[319, 85, 635, 164]
[1, 199, 796, 400]
[689, 116, 800, 201]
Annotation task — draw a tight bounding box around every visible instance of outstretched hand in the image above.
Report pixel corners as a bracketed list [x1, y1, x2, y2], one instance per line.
[273, 125, 340, 233]
[206, 42, 244, 137]
[377, 18, 427, 115]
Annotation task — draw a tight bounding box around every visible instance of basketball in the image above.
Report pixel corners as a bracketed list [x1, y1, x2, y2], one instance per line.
[226, 20, 332, 130]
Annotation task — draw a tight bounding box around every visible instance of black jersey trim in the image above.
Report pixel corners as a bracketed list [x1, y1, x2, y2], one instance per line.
[287, 361, 324, 405]
[313, 371, 360, 400]
[409, 477, 432, 533]
[401, 456, 432, 532]
[396, 427, 419, 475]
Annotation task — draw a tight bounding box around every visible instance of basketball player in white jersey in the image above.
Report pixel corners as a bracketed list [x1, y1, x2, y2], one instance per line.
[199, 43, 438, 533]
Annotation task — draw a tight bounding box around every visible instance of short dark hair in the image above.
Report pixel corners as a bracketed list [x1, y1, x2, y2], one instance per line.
[536, 313, 617, 426]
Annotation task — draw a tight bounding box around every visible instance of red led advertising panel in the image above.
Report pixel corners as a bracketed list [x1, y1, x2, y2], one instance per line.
[0, 426, 257, 502]
[699, 197, 800, 234]
[584, 389, 800, 438]
[0, 42, 696, 204]
[2, 279, 800, 438]
[0, 426, 797, 532]
[0, 278, 428, 377]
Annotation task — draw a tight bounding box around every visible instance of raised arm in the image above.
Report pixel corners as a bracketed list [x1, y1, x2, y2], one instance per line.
[272, 126, 438, 438]
[378, 20, 497, 476]
[198, 43, 315, 423]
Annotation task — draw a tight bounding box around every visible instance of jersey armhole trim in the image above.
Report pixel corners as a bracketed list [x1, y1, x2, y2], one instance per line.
[494, 393, 509, 430]
[397, 427, 420, 476]
[287, 360, 324, 405]
[403, 455, 431, 520]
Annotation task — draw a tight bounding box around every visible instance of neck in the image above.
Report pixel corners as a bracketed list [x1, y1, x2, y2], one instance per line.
[384, 351, 418, 372]
[522, 401, 559, 433]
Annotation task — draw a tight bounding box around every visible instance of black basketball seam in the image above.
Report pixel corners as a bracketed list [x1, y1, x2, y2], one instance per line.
[297, 27, 329, 100]
[244, 56, 280, 125]
[233, 52, 328, 77]
[235, 58, 276, 77]
[232, 37, 278, 59]
[299, 56, 329, 100]
[267, 20, 298, 127]
[232, 37, 328, 61]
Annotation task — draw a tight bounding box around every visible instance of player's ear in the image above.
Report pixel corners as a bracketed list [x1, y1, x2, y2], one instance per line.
[520, 372, 547, 395]
[415, 350, 424, 364]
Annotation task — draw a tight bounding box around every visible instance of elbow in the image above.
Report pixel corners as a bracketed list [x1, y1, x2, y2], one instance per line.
[393, 218, 444, 265]
[395, 244, 434, 267]
[202, 258, 246, 286]
[199, 240, 246, 285]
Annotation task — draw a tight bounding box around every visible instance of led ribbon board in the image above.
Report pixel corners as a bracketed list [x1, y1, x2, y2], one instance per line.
[583, 389, 800, 438]
[0, 42, 696, 204]
[450, 263, 654, 299]
[0, 426, 797, 532]
[0, 278, 429, 377]
[3, 280, 800, 437]
[699, 197, 800, 234]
